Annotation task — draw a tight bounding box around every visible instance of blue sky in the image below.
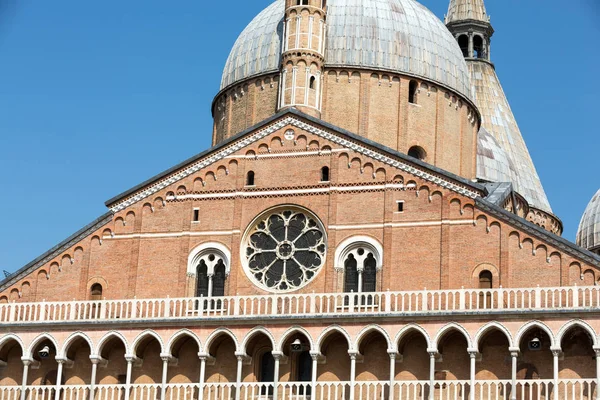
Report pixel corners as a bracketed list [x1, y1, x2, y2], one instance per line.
[0, 0, 598, 274]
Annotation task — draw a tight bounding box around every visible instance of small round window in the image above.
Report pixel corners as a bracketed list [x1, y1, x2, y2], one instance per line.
[243, 207, 327, 292]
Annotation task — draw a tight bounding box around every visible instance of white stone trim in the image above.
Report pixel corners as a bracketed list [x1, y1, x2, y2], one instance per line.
[334, 235, 384, 273]
[109, 116, 481, 213]
[187, 242, 231, 277]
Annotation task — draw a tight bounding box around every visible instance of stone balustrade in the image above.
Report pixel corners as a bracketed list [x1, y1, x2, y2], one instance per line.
[0, 379, 597, 400]
[1, 286, 598, 325]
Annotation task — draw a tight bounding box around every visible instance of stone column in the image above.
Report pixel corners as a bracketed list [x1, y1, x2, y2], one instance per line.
[124, 355, 135, 400]
[552, 348, 561, 400]
[310, 351, 320, 397]
[20, 358, 33, 400]
[348, 350, 359, 400]
[54, 358, 66, 400]
[388, 351, 397, 400]
[89, 356, 105, 400]
[594, 347, 600, 400]
[468, 32, 474, 58]
[468, 350, 478, 400]
[207, 274, 214, 298]
[509, 349, 519, 400]
[428, 350, 437, 400]
[234, 353, 245, 400]
[198, 353, 208, 400]
[160, 354, 171, 400]
[272, 351, 283, 400]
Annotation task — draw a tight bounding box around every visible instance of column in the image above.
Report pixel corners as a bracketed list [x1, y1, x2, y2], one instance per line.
[388, 351, 397, 400]
[124, 355, 135, 400]
[428, 351, 437, 400]
[234, 353, 245, 400]
[198, 354, 208, 400]
[54, 358, 66, 400]
[468, 351, 478, 400]
[20, 358, 32, 400]
[594, 348, 600, 400]
[160, 354, 171, 400]
[89, 356, 102, 400]
[207, 274, 214, 298]
[348, 350, 358, 400]
[310, 351, 320, 398]
[272, 352, 282, 400]
[552, 348, 561, 400]
[510, 350, 519, 400]
[468, 32, 474, 58]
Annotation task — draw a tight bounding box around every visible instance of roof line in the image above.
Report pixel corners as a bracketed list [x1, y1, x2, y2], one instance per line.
[106, 108, 487, 209]
[0, 212, 114, 292]
[476, 198, 600, 267]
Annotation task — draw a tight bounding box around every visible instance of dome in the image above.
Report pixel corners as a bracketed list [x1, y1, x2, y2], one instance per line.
[476, 127, 514, 184]
[577, 190, 600, 253]
[221, 0, 472, 100]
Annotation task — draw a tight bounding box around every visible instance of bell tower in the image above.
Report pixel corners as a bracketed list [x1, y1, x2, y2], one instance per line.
[445, 0, 494, 61]
[278, 0, 327, 118]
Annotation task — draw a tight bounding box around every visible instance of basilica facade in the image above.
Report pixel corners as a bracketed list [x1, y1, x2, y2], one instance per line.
[1, 1, 599, 400]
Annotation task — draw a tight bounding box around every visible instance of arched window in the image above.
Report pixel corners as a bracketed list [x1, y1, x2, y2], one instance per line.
[479, 270, 493, 308]
[321, 166, 330, 182]
[309, 76, 316, 90]
[246, 171, 255, 186]
[408, 80, 418, 104]
[408, 146, 426, 161]
[189, 244, 231, 301]
[337, 238, 383, 298]
[479, 270, 493, 289]
[259, 351, 275, 395]
[474, 35, 484, 59]
[90, 284, 103, 301]
[458, 35, 469, 57]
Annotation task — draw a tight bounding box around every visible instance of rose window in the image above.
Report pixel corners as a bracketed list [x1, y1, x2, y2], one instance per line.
[244, 208, 327, 292]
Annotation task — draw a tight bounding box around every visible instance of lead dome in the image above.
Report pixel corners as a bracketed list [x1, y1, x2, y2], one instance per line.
[577, 190, 600, 255]
[221, 0, 472, 98]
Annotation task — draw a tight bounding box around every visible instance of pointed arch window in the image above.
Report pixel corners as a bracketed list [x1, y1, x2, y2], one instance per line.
[336, 237, 383, 306]
[188, 244, 231, 303]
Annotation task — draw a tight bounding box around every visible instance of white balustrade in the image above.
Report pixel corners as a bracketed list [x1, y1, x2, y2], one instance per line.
[1, 286, 598, 324]
[1, 380, 596, 400]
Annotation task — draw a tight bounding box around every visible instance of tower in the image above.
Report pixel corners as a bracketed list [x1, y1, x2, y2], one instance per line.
[445, 0, 493, 61]
[445, 0, 558, 229]
[278, 0, 327, 117]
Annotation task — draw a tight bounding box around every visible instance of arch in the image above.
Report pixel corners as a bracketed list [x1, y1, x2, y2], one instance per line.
[131, 330, 165, 355]
[96, 331, 128, 357]
[394, 324, 433, 353]
[334, 236, 384, 272]
[204, 328, 240, 355]
[473, 322, 513, 353]
[166, 329, 203, 356]
[60, 332, 94, 359]
[556, 320, 598, 348]
[0, 334, 25, 355]
[277, 326, 315, 353]
[433, 323, 473, 351]
[27, 333, 59, 358]
[355, 325, 392, 353]
[241, 327, 276, 355]
[515, 321, 556, 349]
[187, 242, 231, 276]
[317, 325, 353, 352]
[407, 146, 426, 161]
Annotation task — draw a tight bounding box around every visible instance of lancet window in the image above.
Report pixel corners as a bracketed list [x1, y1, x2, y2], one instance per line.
[335, 237, 383, 295]
[188, 244, 231, 298]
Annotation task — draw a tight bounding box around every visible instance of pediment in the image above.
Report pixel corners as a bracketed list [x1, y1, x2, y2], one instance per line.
[107, 109, 484, 213]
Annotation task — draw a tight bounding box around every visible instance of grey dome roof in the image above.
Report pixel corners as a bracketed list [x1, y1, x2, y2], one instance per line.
[477, 127, 514, 184]
[221, 0, 472, 100]
[577, 190, 600, 252]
